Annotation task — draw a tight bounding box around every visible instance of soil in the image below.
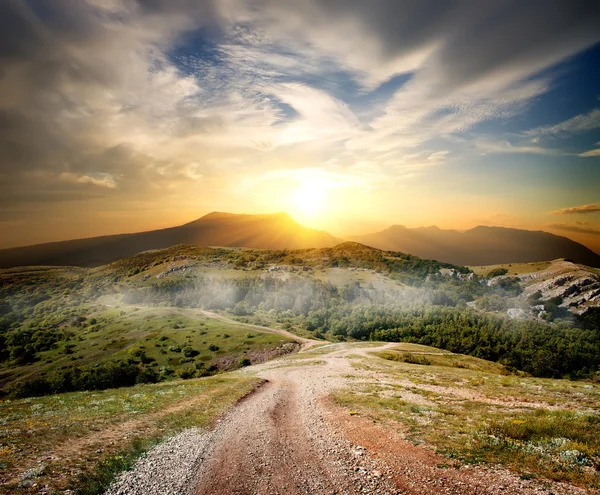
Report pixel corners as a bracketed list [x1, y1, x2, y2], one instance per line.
[185, 344, 592, 494]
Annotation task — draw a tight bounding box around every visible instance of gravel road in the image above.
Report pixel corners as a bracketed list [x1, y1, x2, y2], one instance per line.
[106, 343, 591, 495]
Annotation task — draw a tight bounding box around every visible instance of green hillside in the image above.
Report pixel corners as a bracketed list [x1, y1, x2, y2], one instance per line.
[1, 243, 600, 400]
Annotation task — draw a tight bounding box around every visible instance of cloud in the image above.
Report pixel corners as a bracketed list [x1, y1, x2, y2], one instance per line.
[475, 139, 558, 155]
[547, 223, 600, 236]
[224, 1, 600, 91]
[60, 172, 118, 189]
[552, 204, 600, 215]
[2, 0, 600, 245]
[528, 108, 600, 137]
[579, 149, 600, 157]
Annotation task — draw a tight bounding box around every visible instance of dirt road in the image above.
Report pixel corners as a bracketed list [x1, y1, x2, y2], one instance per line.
[191, 344, 399, 495]
[108, 342, 589, 495]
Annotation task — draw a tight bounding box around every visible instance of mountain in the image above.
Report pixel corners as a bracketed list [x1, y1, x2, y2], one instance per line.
[0, 212, 342, 268]
[350, 225, 600, 267]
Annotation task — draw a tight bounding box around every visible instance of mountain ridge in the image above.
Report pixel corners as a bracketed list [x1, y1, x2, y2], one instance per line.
[1, 213, 599, 268]
[0, 212, 342, 268]
[351, 224, 600, 267]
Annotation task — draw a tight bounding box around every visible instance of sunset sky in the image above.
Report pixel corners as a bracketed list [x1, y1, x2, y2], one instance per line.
[1, 1, 600, 252]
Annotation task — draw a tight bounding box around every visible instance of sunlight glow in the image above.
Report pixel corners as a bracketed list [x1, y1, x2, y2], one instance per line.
[291, 178, 329, 218]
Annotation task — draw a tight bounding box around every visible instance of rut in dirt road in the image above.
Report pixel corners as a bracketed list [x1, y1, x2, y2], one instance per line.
[194, 379, 357, 494]
[188, 347, 402, 495]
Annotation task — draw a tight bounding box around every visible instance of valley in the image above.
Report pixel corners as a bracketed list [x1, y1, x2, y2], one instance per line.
[1, 243, 600, 494]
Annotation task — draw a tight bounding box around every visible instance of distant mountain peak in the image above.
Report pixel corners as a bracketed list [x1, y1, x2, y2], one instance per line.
[350, 224, 600, 267]
[0, 211, 342, 268]
[200, 211, 235, 219]
[185, 211, 296, 226]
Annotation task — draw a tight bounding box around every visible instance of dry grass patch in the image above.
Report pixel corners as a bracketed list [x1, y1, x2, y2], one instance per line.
[333, 350, 600, 489]
[0, 374, 261, 494]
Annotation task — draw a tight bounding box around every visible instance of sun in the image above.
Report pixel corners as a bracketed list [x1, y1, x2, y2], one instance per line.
[292, 179, 328, 218]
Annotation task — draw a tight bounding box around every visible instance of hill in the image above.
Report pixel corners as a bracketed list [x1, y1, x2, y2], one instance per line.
[351, 225, 600, 267]
[0, 212, 342, 268]
[3, 241, 600, 399]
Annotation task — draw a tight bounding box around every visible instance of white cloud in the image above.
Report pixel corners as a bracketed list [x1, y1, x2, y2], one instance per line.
[60, 172, 118, 189]
[475, 139, 559, 156]
[579, 149, 600, 157]
[2, 0, 600, 232]
[527, 108, 600, 137]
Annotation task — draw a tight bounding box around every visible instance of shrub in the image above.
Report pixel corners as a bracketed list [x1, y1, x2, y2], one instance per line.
[487, 268, 508, 278]
[63, 343, 76, 355]
[182, 346, 199, 358]
[208, 344, 220, 352]
[128, 346, 145, 358]
[8, 360, 143, 398]
[136, 366, 159, 384]
[177, 367, 196, 379]
[380, 351, 431, 366]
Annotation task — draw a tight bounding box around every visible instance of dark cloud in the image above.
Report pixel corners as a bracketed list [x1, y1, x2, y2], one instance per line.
[432, 1, 600, 92]
[0, 0, 219, 215]
[553, 204, 600, 215]
[247, 0, 600, 90]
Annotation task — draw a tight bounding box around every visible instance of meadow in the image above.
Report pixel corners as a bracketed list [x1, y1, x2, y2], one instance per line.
[0, 373, 262, 494]
[333, 344, 600, 489]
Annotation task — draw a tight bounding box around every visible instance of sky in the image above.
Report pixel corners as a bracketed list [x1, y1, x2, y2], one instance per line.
[1, 1, 600, 253]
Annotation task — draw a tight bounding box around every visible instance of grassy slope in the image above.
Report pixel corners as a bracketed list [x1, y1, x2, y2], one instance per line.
[1, 304, 293, 391]
[332, 344, 600, 489]
[0, 373, 262, 494]
[2, 341, 600, 492]
[468, 261, 552, 277]
[2, 242, 442, 393]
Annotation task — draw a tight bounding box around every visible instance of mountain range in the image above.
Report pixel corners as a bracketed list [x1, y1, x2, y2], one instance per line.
[0, 212, 340, 268]
[350, 224, 600, 267]
[1, 212, 599, 268]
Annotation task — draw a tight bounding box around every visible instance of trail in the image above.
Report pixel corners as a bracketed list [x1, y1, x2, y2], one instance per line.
[107, 344, 590, 495]
[195, 308, 321, 351]
[106, 301, 321, 350]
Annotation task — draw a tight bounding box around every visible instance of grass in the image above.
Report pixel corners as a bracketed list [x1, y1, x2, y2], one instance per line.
[332, 346, 600, 489]
[474, 410, 600, 484]
[468, 261, 552, 277]
[375, 346, 510, 374]
[1, 305, 294, 392]
[0, 373, 261, 494]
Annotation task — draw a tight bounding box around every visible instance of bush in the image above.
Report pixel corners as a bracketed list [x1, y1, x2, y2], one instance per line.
[208, 344, 220, 352]
[182, 346, 199, 358]
[136, 366, 159, 384]
[239, 358, 252, 367]
[380, 351, 431, 366]
[7, 360, 153, 398]
[128, 346, 145, 358]
[10, 344, 36, 364]
[496, 277, 522, 296]
[487, 267, 508, 278]
[177, 367, 196, 379]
